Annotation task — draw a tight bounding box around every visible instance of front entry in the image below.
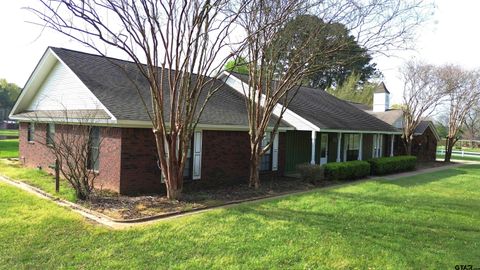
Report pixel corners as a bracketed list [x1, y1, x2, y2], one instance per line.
[320, 133, 328, 165]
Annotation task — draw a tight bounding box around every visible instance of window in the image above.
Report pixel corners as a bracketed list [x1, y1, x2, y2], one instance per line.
[27, 123, 35, 142]
[260, 133, 271, 171]
[88, 127, 100, 171]
[46, 123, 55, 145]
[373, 134, 383, 158]
[344, 134, 360, 161]
[183, 140, 193, 179]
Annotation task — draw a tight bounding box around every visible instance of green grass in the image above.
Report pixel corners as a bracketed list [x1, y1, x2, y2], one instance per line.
[0, 139, 18, 158]
[438, 146, 480, 153]
[0, 159, 76, 202]
[437, 153, 480, 161]
[0, 164, 479, 269]
[0, 129, 18, 137]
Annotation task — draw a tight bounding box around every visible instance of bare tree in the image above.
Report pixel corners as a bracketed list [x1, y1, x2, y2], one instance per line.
[400, 61, 446, 155]
[27, 110, 104, 200]
[439, 65, 480, 162]
[29, 0, 248, 199]
[234, 0, 432, 188]
[463, 104, 480, 148]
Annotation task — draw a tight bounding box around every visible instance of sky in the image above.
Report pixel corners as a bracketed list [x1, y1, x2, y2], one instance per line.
[1, 1, 480, 105]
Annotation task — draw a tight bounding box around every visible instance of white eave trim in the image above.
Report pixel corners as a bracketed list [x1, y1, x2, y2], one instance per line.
[9, 48, 116, 122]
[49, 49, 117, 121]
[221, 71, 320, 131]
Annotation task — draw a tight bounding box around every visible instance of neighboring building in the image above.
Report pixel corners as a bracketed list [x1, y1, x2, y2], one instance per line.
[354, 82, 440, 162]
[9, 48, 434, 195]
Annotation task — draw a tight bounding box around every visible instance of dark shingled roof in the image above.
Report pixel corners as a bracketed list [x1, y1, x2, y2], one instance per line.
[231, 73, 398, 132]
[414, 120, 431, 135]
[51, 47, 287, 127]
[374, 82, 390, 94]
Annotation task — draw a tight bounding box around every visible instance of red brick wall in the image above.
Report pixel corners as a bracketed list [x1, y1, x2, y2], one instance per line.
[19, 122, 55, 171]
[201, 130, 251, 186]
[120, 128, 163, 195]
[19, 123, 287, 194]
[19, 122, 122, 192]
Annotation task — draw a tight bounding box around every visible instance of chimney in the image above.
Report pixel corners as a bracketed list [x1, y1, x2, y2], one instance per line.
[373, 82, 390, 112]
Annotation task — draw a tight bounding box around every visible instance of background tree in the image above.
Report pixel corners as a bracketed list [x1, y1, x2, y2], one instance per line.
[225, 57, 249, 75]
[462, 104, 480, 148]
[0, 78, 21, 108]
[235, 0, 432, 188]
[276, 15, 378, 90]
[326, 73, 379, 106]
[440, 65, 480, 162]
[30, 0, 247, 199]
[400, 61, 446, 155]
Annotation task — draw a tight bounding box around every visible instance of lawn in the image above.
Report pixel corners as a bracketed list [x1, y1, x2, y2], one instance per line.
[0, 139, 18, 158]
[0, 159, 76, 201]
[437, 153, 480, 161]
[0, 165, 479, 269]
[0, 129, 18, 137]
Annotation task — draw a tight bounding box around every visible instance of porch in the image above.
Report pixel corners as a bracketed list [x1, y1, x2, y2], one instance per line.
[284, 130, 398, 174]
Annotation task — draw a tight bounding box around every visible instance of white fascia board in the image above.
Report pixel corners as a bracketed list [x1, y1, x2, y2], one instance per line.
[10, 49, 57, 117]
[10, 48, 116, 122]
[10, 116, 115, 126]
[49, 49, 117, 121]
[221, 71, 319, 131]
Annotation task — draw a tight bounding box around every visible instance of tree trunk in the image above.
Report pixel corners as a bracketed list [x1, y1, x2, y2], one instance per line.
[405, 141, 412, 155]
[403, 137, 413, 156]
[249, 147, 261, 189]
[444, 137, 454, 163]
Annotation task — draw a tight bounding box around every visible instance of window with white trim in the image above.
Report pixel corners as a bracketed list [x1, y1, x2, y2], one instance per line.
[27, 123, 35, 142]
[183, 140, 193, 179]
[46, 123, 55, 145]
[344, 134, 360, 161]
[373, 134, 383, 158]
[260, 133, 271, 171]
[87, 127, 100, 171]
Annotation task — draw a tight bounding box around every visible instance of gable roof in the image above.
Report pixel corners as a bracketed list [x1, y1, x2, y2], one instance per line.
[11, 47, 289, 129]
[368, 109, 403, 126]
[226, 72, 399, 133]
[375, 82, 390, 94]
[365, 108, 440, 141]
[414, 120, 440, 141]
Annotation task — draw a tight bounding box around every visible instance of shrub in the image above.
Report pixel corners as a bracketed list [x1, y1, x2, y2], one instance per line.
[368, 155, 417, 175]
[323, 160, 370, 181]
[296, 163, 324, 184]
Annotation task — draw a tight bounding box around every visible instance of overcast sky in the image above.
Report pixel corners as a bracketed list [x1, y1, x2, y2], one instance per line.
[1, 0, 480, 105]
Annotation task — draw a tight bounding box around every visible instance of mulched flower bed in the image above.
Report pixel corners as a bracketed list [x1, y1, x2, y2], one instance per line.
[78, 161, 454, 220]
[80, 177, 336, 220]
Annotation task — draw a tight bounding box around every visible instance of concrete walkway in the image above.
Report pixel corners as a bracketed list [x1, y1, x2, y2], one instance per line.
[0, 161, 477, 230]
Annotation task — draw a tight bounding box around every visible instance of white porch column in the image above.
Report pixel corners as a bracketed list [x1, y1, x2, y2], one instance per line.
[336, 132, 342, 162]
[310, 131, 316, 164]
[358, 133, 363, 160]
[390, 134, 395, 157]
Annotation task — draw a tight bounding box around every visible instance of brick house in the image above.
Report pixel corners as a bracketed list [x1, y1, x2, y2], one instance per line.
[9, 48, 436, 195]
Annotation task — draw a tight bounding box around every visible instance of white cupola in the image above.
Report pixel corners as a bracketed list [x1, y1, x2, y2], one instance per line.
[373, 82, 390, 112]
